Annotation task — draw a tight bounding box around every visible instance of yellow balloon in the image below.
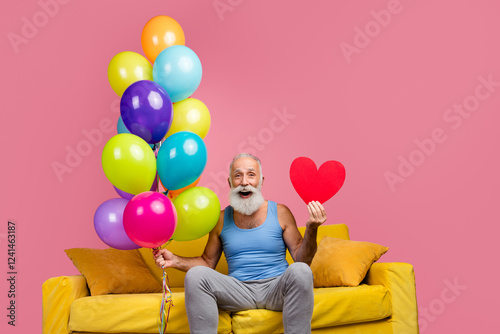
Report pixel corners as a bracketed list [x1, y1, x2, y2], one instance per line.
[102, 133, 156, 195]
[165, 98, 211, 139]
[107, 51, 153, 96]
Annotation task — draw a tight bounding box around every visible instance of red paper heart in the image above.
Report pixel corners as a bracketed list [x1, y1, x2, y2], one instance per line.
[289, 157, 346, 204]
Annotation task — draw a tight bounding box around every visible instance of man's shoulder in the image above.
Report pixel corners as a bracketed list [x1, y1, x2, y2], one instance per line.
[273, 202, 296, 230]
[274, 202, 295, 221]
[260, 200, 287, 213]
[219, 206, 231, 222]
[276, 202, 291, 212]
[221, 205, 231, 214]
[212, 209, 227, 235]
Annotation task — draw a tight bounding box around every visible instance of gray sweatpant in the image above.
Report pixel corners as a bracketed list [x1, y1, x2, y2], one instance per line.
[184, 262, 314, 334]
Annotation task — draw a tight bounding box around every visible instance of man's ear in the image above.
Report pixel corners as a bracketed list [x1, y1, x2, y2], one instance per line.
[227, 177, 231, 188]
[261, 176, 265, 187]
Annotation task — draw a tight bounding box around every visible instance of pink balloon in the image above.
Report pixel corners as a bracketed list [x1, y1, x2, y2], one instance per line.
[123, 191, 177, 248]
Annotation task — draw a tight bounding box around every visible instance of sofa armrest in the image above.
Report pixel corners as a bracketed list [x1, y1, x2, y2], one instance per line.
[364, 262, 419, 334]
[43, 275, 90, 334]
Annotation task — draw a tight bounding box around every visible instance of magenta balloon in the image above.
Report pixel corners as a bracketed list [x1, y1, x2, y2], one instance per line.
[114, 176, 158, 199]
[94, 198, 139, 250]
[123, 191, 177, 248]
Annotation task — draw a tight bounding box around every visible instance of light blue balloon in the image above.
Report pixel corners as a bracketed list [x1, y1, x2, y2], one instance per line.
[153, 45, 202, 102]
[117, 116, 154, 149]
[117, 116, 129, 134]
[157, 131, 207, 190]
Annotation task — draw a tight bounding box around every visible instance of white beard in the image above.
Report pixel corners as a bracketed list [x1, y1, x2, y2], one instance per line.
[229, 184, 265, 216]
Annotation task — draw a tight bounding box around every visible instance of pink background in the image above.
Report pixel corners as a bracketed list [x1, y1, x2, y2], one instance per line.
[1, 0, 499, 332]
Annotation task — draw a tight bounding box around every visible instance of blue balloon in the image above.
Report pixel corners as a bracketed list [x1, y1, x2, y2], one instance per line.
[120, 80, 173, 144]
[153, 45, 202, 102]
[117, 116, 129, 134]
[157, 131, 207, 190]
[117, 116, 154, 149]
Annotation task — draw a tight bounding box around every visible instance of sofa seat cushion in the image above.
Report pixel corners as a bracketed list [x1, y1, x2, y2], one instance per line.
[68, 289, 232, 334]
[231, 284, 392, 333]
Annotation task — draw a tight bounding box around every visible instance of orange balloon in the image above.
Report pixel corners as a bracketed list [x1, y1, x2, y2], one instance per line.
[164, 176, 201, 200]
[141, 16, 186, 63]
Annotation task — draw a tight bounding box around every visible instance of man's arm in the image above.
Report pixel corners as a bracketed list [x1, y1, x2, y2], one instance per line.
[280, 201, 327, 265]
[153, 211, 224, 271]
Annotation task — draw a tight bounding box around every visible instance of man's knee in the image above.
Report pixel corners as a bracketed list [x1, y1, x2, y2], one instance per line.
[287, 262, 314, 287]
[185, 265, 213, 288]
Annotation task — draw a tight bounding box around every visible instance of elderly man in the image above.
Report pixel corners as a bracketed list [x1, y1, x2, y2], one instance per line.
[154, 153, 327, 334]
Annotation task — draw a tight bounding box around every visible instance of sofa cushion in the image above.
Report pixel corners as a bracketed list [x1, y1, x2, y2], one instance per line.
[231, 284, 392, 333]
[310, 237, 389, 287]
[68, 289, 232, 334]
[64, 248, 162, 295]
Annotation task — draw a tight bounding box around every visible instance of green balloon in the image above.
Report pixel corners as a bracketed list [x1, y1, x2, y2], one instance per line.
[172, 187, 221, 241]
[101, 133, 156, 195]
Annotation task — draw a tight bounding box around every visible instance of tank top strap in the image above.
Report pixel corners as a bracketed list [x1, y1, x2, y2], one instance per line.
[223, 205, 234, 229]
[268, 200, 277, 214]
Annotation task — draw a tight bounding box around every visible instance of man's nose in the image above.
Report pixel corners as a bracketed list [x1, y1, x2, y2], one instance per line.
[241, 175, 249, 185]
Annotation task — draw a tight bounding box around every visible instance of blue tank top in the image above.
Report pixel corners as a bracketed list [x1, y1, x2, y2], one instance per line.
[220, 201, 289, 281]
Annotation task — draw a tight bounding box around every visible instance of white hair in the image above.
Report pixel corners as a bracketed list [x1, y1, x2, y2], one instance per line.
[229, 153, 263, 185]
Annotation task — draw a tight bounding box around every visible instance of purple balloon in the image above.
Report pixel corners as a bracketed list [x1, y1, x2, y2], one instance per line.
[113, 186, 135, 200]
[151, 175, 158, 191]
[114, 176, 158, 199]
[94, 198, 139, 250]
[120, 80, 173, 144]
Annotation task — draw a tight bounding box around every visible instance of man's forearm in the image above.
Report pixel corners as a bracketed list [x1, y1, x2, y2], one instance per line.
[294, 226, 318, 265]
[171, 255, 213, 272]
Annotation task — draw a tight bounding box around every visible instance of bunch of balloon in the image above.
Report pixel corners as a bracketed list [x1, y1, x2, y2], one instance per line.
[95, 15, 221, 334]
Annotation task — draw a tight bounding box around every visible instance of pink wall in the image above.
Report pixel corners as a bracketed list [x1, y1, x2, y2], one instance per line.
[1, 0, 498, 332]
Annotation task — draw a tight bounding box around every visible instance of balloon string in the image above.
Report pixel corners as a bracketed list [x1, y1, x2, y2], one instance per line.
[158, 268, 173, 334]
[151, 239, 171, 253]
[152, 242, 173, 334]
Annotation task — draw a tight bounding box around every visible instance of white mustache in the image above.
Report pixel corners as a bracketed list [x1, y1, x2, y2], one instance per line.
[233, 185, 257, 193]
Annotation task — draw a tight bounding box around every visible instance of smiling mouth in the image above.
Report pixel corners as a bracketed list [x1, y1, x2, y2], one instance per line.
[239, 191, 252, 198]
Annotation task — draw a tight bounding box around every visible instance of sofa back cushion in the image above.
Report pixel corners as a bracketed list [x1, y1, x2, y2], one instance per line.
[286, 223, 350, 264]
[139, 223, 349, 287]
[65, 248, 162, 295]
[310, 237, 388, 287]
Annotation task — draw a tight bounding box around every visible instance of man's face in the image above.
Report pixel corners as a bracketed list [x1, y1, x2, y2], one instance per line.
[229, 157, 262, 195]
[228, 157, 265, 215]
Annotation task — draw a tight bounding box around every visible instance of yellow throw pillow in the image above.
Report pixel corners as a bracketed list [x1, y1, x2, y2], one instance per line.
[310, 237, 389, 287]
[65, 248, 162, 296]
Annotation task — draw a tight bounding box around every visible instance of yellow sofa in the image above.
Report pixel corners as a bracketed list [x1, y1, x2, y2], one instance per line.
[43, 224, 419, 333]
